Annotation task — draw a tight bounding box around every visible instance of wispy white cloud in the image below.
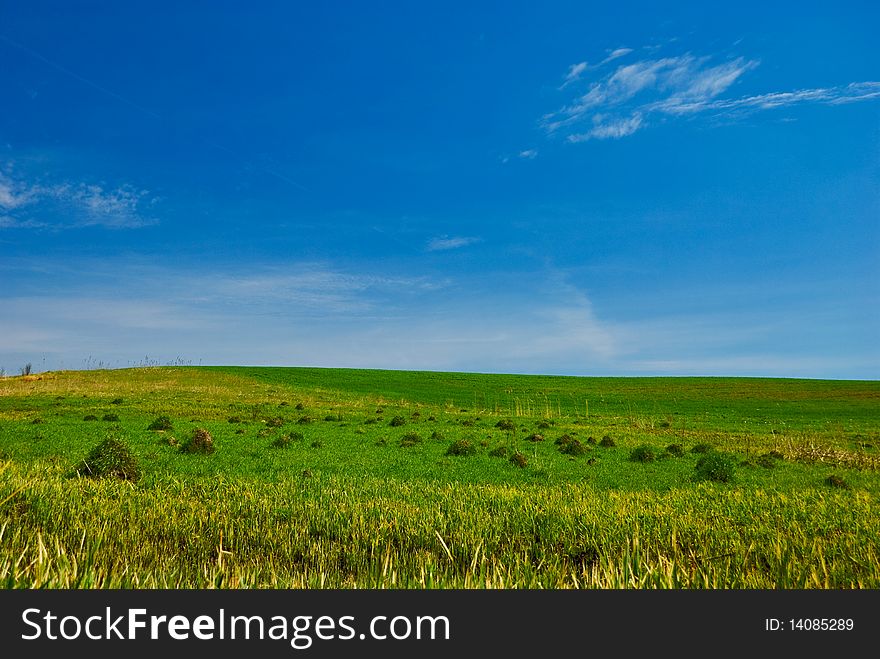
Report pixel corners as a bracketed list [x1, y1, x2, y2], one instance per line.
[518, 149, 538, 159]
[568, 113, 644, 142]
[654, 81, 880, 115]
[0, 167, 157, 229]
[560, 61, 588, 88]
[541, 46, 879, 142]
[558, 48, 634, 89]
[602, 47, 633, 65]
[427, 236, 481, 251]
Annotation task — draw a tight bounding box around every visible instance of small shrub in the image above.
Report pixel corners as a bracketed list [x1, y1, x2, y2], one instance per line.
[427, 416, 436, 421]
[297, 416, 313, 425]
[665, 443, 685, 457]
[364, 418, 377, 424]
[389, 416, 406, 427]
[554, 434, 575, 445]
[766, 450, 785, 460]
[495, 419, 516, 431]
[691, 443, 712, 454]
[399, 432, 421, 447]
[460, 419, 475, 427]
[228, 416, 243, 424]
[111, 398, 124, 405]
[586, 436, 596, 445]
[559, 438, 588, 456]
[102, 413, 120, 422]
[430, 431, 444, 440]
[374, 438, 387, 447]
[489, 446, 508, 457]
[32, 418, 44, 424]
[510, 451, 528, 468]
[181, 428, 215, 455]
[147, 416, 173, 431]
[525, 433, 545, 442]
[536, 421, 552, 430]
[279, 401, 289, 407]
[75, 437, 141, 482]
[630, 445, 657, 463]
[310, 441, 323, 448]
[83, 414, 99, 421]
[272, 435, 291, 448]
[266, 417, 284, 428]
[324, 414, 342, 422]
[694, 452, 736, 483]
[411, 411, 421, 419]
[234, 428, 245, 435]
[598, 436, 615, 448]
[295, 403, 305, 410]
[825, 475, 849, 489]
[446, 439, 477, 456]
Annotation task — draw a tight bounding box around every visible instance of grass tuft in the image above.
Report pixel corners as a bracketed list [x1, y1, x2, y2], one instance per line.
[181, 428, 215, 455]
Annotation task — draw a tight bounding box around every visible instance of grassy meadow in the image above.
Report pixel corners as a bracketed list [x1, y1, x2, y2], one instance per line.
[0, 366, 878, 588]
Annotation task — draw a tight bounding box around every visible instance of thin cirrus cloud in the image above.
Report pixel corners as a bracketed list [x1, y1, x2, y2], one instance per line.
[542, 47, 880, 142]
[427, 236, 481, 251]
[558, 47, 634, 89]
[0, 167, 157, 229]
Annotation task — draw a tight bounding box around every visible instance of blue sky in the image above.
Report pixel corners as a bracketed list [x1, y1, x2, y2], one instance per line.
[1, 1, 878, 378]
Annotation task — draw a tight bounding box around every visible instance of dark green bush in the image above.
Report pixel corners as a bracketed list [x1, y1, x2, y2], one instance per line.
[181, 428, 215, 455]
[559, 438, 588, 456]
[599, 436, 615, 448]
[665, 443, 685, 457]
[102, 413, 120, 422]
[694, 452, 736, 483]
[399, 432, 421, 447]
[75, 437, 141, 482]
[495, 419, 516, 431]
[510, 451, 528, 468]
[389, 416, 406, 427]
[446, 439, 477, 456]
[825, 475, 849, 489]
[147, 416, 173, 431]
[630, 445, 657, 462]
[272, 436, 290, 448]
[691, 443, 712, 454]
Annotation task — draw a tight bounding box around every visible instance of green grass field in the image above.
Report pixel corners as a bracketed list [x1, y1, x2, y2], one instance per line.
[1, 366, 878, 588]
